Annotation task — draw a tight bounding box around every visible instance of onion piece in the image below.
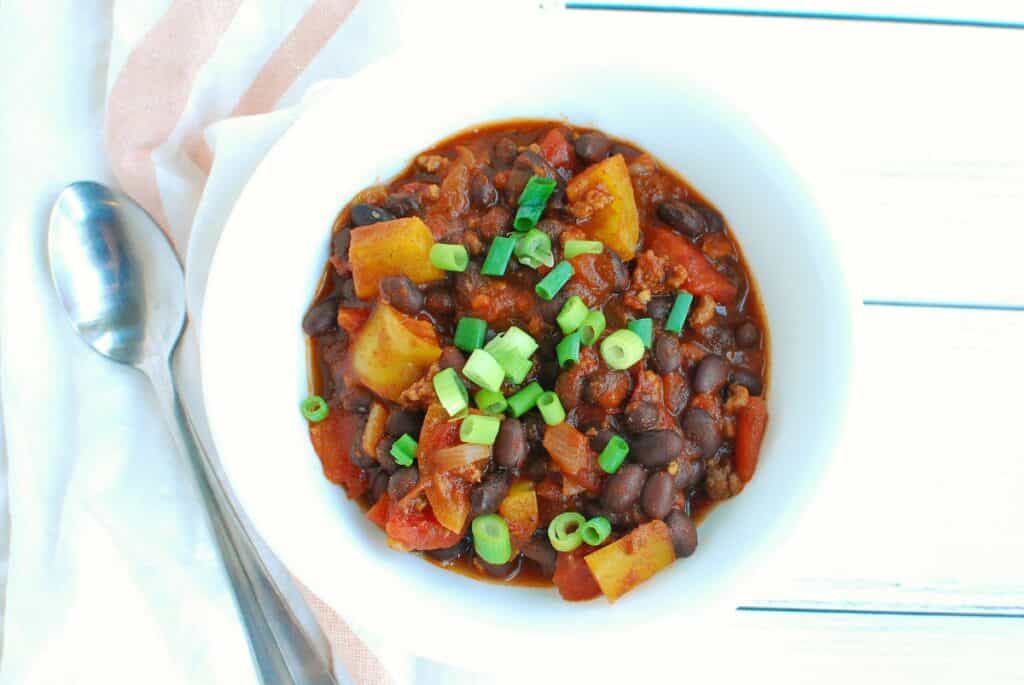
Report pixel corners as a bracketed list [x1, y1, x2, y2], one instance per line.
[430, 443, 492, 474]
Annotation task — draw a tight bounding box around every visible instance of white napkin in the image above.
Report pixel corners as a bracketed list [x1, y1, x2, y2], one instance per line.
[0, 1, 548, 683]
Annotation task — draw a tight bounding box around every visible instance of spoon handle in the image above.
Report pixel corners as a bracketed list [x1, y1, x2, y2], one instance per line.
[144, 359, 345, 685]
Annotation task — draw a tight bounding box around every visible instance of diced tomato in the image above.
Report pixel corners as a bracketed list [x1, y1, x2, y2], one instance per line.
[539, 129, 575, 169]
[385, 502, 463, 551]
[553, 551, 602, 601]
[309, 412, 369, 499]
[734, 396, 768, 482]
[567, 252, 619, 307]
[645, 226, 738, 304]
[417, 403, 477, 534]
[336, 306, 370, 336]
[366, 494, 391, 529]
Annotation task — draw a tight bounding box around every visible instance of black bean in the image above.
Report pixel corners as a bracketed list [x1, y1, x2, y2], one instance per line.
[652, 335, 681, 374]
[672, 457, 705, 490]
[503, 169, 531, 205]
[387, 465, 420, 501]
[470, 472, 510, 517]
[370, 468, 389, 502]
[494, 418, 528, 470]
[695, 204, 724, 233]
[589, 429, 617, 453]
[607, 250, 630, 292]
[537, 291, 569, 324]
[604, 296, 631, 330]
[332, 228, 351, 260]
[470, 172, 498, 209]
[584, 369, 631, 409]
[514, 150, 557, 181]
[493, 137, 518, 166]
[647, 296, 673, 321]
[338, 277, 357, 303]
[424, 288, 455, 317]
[538, 356, 560, 388]
[383, 192, 420, 218]
[735, 321, 760, 348]
[427, 537, 471, 563]
[641, 471, 674, 519]
[625, 401, 661, 434]
[521, 535, 558, 577]
[681, 408, 722, 458]
[693, 354, 729, 394]
[604, 464, 647, 512]
[656, 200, 707, 237]
[438, 347, 466, 375]
[666, 510, 698, 557]
[632, 430, 684, 466]
[523, 457, 548, 482]
[522, 414, 546, 445]
[340, 386, 372, 413]
[379, 275, 424, 315]
[302, 297, 339, 337]
[537, 218, 568, 243]
[476, 555, 521, 580]
[575, 132, 612, 164]
[376, 437, 398, 473]
[386, 410, 423, 439]
[350, 203, 395, 227]
[732, 369, 764, 396]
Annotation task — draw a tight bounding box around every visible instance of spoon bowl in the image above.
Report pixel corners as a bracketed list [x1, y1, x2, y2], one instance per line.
[48, 181, 184, 366]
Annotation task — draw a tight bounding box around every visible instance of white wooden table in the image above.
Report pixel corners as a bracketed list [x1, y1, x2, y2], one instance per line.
[424, 4, 1024, 682]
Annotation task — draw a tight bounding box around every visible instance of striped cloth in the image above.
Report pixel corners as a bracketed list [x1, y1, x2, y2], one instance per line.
[104, 2, 400, 682]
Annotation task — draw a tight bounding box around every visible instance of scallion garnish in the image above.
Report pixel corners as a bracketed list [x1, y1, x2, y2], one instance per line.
[600, 329, 645, 370]
[579, 516, 612, 546]
[475, 389, 508, 415]
[480, 235, 516, 276]
[627, 317, 654, 349]
[506, 381, 543, 418]
[579, 309, 606, 345]
[433, 367, 469, 416]
[514, 228, 554, 269]
[429, 243, 469, 272]
[563, 239, 603, 259]
[454, 317, 487, 352]
[665, 291, 694, 334]
[472, 514, 513, 564]
[535, 261, 574, 301]
[463, 349, 504, 392]
[300, 395, 329, 423]
[390, 434, 419, 467]
[556, 331, 581, 368]
[556, 295, 588, 334]
[537, 391, 566, 426]
[597, 434, 629, 474]
[513, 176, 557, 232]
[548, 511, 586, 552]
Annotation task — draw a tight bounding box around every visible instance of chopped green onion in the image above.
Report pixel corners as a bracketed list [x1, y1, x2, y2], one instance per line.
[563, 239, 603, 259]
[627, 318, 654, 349]
[460, 414, 502, 445]
[535, 261, 574, 301]
[481, 236, 516, 276]
[454, 317, 487, 352]
[537, 391, 566, 425]
[579, 309, 606, 345]
[600, 329, 645, 370]
[507, 381, 543, 418]
[556, 295, 588, 334]
[514, 228, 554, 269]
[390, 433, 419, 467]
[548, 512, 586, 552]
[463, 349, 504, 392]
[556, 332, 581, 368]
[513, 176, 557, 231]
[475, 389, 508, 415]
[485, 326, 538, 359]
[598, 434, 630, 473]
[493, 350, 532, 384]
[433, 367, 468, 416]
[665, 292, 694, 334]
[579, 516, 612, 546]
[300, 395, 329, 422]
[429, 243, 469, 272]
[472, 514, 513, 564]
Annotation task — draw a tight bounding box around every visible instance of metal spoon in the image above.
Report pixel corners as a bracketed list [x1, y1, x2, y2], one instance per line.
[48, 181, 345, 685]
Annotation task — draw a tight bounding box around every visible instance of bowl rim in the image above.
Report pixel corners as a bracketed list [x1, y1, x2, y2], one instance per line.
[200, 41, 855, 671]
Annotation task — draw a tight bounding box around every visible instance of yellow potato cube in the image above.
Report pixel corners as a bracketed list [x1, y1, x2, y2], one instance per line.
[566, 154, 640, 261]
[348, 216, 445, 299]
[584, 520, 675, 601]
[350, 303, 441, 402]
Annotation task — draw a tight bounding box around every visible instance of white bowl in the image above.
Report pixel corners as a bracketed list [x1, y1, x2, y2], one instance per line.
[201, 41, 853, 671]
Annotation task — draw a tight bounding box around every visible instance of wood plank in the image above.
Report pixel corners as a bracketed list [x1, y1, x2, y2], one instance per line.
[742, 305, 1024, 612]
[562, 10, 1024, 306]
[569, 1, 1024, 26]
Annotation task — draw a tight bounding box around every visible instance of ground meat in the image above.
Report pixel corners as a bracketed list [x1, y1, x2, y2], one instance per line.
[723, 384, 750, 415]
[416, 154, 447, 174]
[398, 362, 440, 408]
[462, 230, 484, 256]
[689, 295, 717, 328]
[478, 206, 512, 240]
[624, 250, 687, 311]
[568, 186, 613, 221]
[705, 459, 744, 500]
